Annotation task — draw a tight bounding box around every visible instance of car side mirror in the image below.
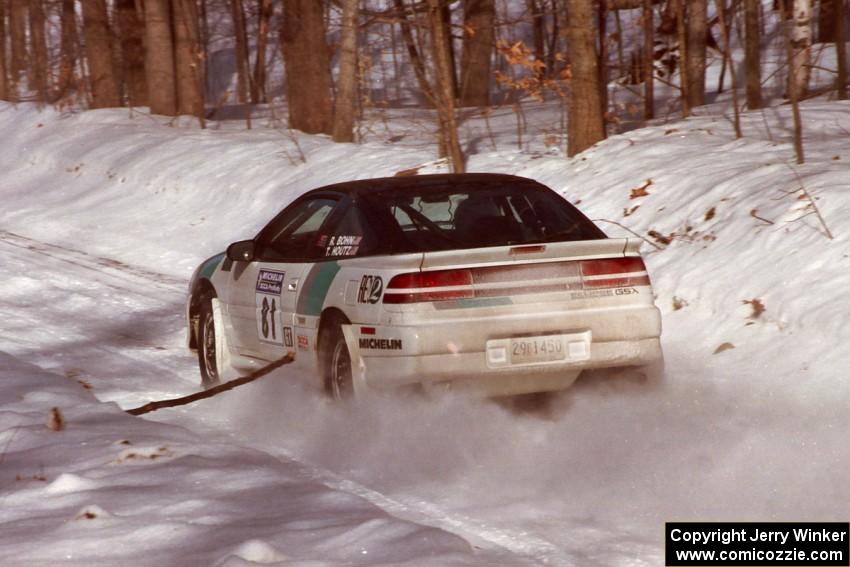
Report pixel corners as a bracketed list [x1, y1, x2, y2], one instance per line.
[226, 240, 255, 262]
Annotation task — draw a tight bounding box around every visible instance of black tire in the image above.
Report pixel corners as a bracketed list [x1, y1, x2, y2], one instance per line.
[319, 322, 354, 400]
[197, 299, 220, 389]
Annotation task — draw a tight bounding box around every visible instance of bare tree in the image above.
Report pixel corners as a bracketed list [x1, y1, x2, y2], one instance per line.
[29, 0, 48, 102]
[674, 0, 690, 116]
[332, 0, 360, 142]
[281, 0, 333, 134]
[686, 0, 707, 107]
[394, 0, 436, 104]
[230, 0, 250, 103]
[428, 0, 465, 171]
[717, 0, 741, 137]
[565, 0, 605, 156]
[116, 0, 147, 107]
[56, 0, 79, 100]
[744, 0, 762, 109]
[787, 0, 812, 100]
[780, 0, 805, 163]
[818, 0, 835, 42]
[82, 0, 121, 107]
[144, 0, 178, 115]
[459, 0, 495, 106]
[9, 0, 27, 96]
[253, 0, 274, 102]
[174, 0, 205, 120]
[643, 0, 654, 120]
[836, 0, 847, 99]
[0, 0, 6, 100]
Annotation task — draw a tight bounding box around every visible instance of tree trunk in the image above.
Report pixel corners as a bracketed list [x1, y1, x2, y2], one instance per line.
[530, 0, 546, 68]
[818, 0, 835, 42]
[0, 0, 6, 100]
[394, 0, 436, 105]
[565, 0, 606, 156]
[253, 0, 274, 103]
[643, 0, 654, 120]
[9, 0, 27, 95]
[744, 0, 762, 109]
[428, 0, 465, 171]
[459, 0, 494, 106]
[281, 0, 333, 134]
[780, 0, 805, 163]
[675, 0, 690, 116]
[57, 0, 79, 100]
[230, 0, 250, 104]
[717, 0, 741, 138]
[788, 0, 812, 100]
[29, 0, 48, 102]
[116, 0, 147, 107]
[332, 0, 359, 142]
[144, 0, 177, 115]
[836, 0, 846, 99]
[82, 0, 121, 107]
[174, 0, 205, 119]
[441, 0, 459, 99]
[686, 0, 707, 107]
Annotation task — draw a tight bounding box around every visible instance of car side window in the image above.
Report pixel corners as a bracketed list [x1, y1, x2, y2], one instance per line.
[318, 203, 377, 259]
[257, 197, 339, 261]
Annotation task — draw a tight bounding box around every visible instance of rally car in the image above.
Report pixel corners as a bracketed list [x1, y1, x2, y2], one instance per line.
[186, 173, 662, 398]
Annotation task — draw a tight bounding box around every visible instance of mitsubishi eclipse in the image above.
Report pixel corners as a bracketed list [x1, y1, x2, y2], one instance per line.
[186, 173, 663, 398]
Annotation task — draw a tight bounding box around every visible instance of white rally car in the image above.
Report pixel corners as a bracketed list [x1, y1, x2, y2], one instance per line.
[186, 174, 662, 398]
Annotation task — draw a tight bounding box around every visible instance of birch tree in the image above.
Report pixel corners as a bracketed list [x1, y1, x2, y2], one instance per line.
[787, 0, 812, 100]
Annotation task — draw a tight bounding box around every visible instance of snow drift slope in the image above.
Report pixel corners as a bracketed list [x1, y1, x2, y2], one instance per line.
[1, 100, 849, 566]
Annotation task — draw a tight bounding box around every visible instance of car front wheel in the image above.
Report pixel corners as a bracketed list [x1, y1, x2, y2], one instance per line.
[197, 299, 220, 389]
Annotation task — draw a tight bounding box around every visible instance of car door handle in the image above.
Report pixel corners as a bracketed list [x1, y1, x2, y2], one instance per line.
[288, 278, 299, 291]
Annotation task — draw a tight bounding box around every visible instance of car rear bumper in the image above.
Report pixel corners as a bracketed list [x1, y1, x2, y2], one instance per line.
[349, 305, 662, 396]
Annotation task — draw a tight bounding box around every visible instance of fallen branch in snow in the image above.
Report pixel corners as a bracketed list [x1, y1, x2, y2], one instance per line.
[594, 219, 664, 250]
[126, 354, 294, 416]
[785, 165, 834, 240]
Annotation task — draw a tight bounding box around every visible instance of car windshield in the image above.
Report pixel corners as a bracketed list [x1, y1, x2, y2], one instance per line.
[361, 182, 605, 253]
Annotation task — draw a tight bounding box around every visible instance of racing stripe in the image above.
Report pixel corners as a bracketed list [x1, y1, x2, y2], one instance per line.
[199, 252, 225, 279]
[297, 261, 341, 316]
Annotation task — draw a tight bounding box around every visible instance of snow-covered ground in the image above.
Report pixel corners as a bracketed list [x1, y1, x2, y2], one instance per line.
[1, 92, 849, 566]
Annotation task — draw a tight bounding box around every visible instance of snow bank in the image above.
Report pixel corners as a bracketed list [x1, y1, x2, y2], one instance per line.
[0, 351, 481, 566]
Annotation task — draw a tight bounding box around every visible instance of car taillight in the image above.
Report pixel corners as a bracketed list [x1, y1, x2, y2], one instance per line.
[580, 257, 650, 288]
[383, 269, 474, 304]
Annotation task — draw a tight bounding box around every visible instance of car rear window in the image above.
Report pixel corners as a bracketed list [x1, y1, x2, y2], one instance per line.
[361, 182, 605, 253]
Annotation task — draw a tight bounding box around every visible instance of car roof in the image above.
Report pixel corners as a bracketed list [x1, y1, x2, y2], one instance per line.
[305, 173, 544, 197]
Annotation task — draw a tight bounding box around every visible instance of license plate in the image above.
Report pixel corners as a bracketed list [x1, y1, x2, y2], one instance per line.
[485, 331, 591, 368]
[510, 335, 566, 364]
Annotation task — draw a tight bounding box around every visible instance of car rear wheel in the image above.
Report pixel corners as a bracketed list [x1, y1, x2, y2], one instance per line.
[320, 322, 354, 400]
[197, 299, 220, 389]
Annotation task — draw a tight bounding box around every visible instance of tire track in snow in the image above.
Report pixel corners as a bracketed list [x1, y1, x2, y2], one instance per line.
[0, 230, 573, 566]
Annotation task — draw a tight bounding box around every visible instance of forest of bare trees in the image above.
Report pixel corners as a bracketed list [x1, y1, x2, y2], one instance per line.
[0, 0, 847, 168]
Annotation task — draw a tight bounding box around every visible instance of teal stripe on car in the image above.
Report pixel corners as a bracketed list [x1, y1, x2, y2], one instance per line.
[297, 261, 341, 316]
[199, 252, 225, 279]
[433, 297, 513, 310]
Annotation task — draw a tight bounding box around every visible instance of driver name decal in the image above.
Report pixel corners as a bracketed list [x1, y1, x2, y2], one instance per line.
[325, 235, 362, 257]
